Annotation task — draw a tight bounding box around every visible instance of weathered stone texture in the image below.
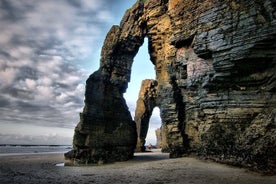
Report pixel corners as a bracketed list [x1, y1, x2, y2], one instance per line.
[66, 0, 276, 171]
[64, 3, 145, 164]
[167, 0, 276, 172]
[134, 79, 158, 152]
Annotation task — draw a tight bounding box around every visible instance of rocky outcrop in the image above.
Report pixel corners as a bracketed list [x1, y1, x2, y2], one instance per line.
[64, 69, 137, 164]
[134, 79, 158, 152]
[166, 0, 276, 172]
[66, 0, 276, 171]
[155, 127, 162, 148]
[64, 3, 145, 164]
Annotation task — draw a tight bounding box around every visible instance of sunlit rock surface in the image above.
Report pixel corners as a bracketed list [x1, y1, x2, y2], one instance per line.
[66, 0, 275, 172]
[134, 79, 158, 152]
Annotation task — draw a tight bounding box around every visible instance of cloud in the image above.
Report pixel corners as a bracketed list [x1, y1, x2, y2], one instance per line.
[0, 121, 75, 145]
[0, 0, 136, 137]
[0, 132, 73, 145]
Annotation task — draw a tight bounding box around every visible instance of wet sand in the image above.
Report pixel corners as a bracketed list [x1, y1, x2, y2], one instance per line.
[0, 149, 275, 184]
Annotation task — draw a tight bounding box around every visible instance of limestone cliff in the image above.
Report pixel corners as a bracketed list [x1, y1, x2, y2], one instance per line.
[66, 0, 276, 172]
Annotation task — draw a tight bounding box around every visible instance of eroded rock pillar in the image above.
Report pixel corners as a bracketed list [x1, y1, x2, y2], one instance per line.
[65, 1, 146, 164]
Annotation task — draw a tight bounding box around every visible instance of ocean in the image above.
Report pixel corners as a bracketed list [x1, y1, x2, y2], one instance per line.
[0, 144, 72, 156]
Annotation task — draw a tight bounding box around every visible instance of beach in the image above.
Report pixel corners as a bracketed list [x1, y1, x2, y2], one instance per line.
[0, 149, 275, 184]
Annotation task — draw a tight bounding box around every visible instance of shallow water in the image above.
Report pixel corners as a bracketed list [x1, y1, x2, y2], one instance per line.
[0, 145, 71, 156]
[55, 162, 65, 167]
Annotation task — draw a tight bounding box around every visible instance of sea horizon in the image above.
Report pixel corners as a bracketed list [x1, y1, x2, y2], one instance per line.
[0, 144, 72, 146]
[0, 144, 72, 157]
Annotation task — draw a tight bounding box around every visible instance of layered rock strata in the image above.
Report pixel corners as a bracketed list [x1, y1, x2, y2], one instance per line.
[166, 0, 276, 171]
[66, 0, 276, 171]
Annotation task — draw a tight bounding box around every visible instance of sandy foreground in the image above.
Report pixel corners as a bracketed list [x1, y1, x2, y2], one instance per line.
[0, 149, 275, 184]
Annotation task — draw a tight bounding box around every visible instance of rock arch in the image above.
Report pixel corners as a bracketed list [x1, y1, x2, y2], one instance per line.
[65, 0, 276, 171]
[65, 2, 146, 164]
[65, 0, 187, 164]
[134, 79, 158, 152]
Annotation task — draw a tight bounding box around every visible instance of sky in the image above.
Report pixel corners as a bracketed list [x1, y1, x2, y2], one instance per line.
[0, 0, 161, 145]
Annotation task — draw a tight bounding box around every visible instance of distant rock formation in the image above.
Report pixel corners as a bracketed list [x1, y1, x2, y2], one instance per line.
[155, 127, 162, 148]
[134, 79, 158, 152]
[66, 0, 276, 172]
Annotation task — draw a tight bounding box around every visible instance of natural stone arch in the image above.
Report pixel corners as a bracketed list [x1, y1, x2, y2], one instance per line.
[65, 0, 188, 164]
[65, 0, 276, 172]
[65, 3, 147, 164]
[64, 0, 187, 164]
[134, 79, 158, 152]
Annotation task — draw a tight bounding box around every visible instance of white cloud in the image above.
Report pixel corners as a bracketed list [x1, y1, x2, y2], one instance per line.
[36, 56, 62, 73]
[37, 85, 54, 97]
[25, 78, 36, 90]
[62, 75, 81, 84]
[96, 10, 114, 22]
[9, 46, 33, 58]
[38, 77, 52, 86]
[0, 133, 73, 145]
[0, 67, 18, 87]
[0, 31, 11, 45]
[56, 93, 68, 103]
[79, 0, 103, 11]
[7, 59, 33, 68]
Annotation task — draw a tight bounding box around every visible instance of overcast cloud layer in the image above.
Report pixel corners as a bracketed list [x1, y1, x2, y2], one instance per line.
[0, 0, 139, 144]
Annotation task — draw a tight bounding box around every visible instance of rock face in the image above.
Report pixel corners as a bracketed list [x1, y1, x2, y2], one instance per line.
[165, 0, 276, 171]
[66, 0, 276, 171]
[155, 127, 162, 148]
[64, 69, 137, 164]
[64, 3, 145, 164]
[134, 79, 158, 152]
